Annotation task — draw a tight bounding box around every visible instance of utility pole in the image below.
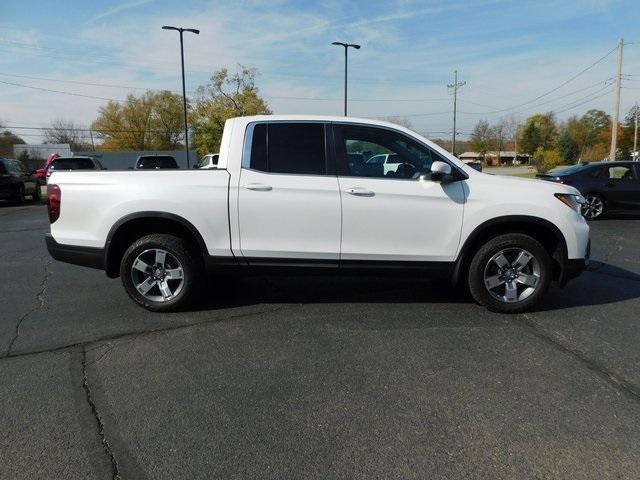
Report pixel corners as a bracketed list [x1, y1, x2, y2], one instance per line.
[610, 38, 624, 161]
[634, 104, 639, 161]
[89, 129, 95, 152]
[447, 70, 466, 156]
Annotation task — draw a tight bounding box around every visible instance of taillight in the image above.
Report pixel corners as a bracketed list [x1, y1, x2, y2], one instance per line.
[47, 184, 61, 223]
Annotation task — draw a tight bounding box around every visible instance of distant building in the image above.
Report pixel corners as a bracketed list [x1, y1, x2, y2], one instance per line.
[459, 151, 530, 166]
[13, 144, 72, 170]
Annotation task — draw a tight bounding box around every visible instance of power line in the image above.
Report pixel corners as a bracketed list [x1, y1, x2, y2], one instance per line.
[459, 45, 618, 116]
[0, 79, 126, 102]
[457, 78, 614, 116]
[0, 72, 179, 93]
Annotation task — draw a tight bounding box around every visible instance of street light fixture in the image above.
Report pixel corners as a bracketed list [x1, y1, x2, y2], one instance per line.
[332, 41, 360, 116]
[162, 25, 200, 168]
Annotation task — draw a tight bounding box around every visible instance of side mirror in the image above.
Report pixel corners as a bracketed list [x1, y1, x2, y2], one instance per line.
[429, 161, 452, 182]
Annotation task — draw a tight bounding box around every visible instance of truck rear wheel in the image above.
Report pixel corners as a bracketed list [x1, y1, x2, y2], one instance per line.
[120, 233, 202, 312]
[467, 233, 552, 313]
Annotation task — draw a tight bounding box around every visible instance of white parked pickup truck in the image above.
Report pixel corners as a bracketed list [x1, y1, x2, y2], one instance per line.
[46, 115, 590, 313]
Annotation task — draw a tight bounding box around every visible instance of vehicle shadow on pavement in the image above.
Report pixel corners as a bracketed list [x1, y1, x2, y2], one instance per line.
[193, 274, 471, 311]
[193, 261, 640, 313]
[534, 260, 640, 312]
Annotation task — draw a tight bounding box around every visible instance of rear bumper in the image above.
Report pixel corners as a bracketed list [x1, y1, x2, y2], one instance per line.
[46, 234, 105, 270]
[558, 239, 590, 287]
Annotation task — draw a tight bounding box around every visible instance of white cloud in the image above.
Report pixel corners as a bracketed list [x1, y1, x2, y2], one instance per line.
[88, 0, 156, 23]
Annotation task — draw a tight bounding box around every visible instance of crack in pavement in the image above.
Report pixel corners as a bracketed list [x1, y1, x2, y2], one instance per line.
[0, 304, 291, 362]
[82, 347, 121, 480]
[3, 260, 51, 357]
[520, 313, 640, 402]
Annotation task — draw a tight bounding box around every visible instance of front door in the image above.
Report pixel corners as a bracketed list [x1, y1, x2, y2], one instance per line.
[333, 123, 465, 263]
[238, 122, 341, 263]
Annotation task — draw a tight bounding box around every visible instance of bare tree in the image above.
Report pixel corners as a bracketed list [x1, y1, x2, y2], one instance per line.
[43, 118, 91, 151]
[380, 116, 414, 130]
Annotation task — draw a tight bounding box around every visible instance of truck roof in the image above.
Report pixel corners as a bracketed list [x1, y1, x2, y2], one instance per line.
[232, 114, 409, 129]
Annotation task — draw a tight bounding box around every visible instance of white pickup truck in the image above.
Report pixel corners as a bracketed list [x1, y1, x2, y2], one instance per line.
[46, 115, 590, 313]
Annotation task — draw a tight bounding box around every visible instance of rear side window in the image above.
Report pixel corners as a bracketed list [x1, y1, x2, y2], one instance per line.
[249, 123, 326, 175]
[51, 158, 95, 170]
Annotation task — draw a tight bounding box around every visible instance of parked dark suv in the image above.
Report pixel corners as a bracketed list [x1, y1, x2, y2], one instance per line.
[0, 157, 41, 203]
[537, 161, 640, 219]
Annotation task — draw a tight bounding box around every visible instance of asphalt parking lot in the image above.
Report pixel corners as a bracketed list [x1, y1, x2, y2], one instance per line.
[2, 202, 640, 479]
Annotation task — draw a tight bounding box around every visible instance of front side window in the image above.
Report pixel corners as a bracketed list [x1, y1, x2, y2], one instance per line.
[334, 124, 435, 179]
[248, 122, 326, 175]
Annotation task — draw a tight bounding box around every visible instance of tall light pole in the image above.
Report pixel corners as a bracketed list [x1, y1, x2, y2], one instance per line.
[162, 25, 199, 168]
[332, 42, 360, 116]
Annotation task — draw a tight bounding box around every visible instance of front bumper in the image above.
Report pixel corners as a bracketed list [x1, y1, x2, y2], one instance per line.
[558, 239, 590, 287]
[46, 234, 105, 270]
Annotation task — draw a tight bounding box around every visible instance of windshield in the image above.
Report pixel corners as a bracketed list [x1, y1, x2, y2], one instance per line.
[136, 156, 178, 169]
[547, 164, 588, 176]
[50, 158, 95, 170]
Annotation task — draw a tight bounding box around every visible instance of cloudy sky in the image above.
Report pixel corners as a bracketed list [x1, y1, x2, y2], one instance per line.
[0, 0, 639, 142]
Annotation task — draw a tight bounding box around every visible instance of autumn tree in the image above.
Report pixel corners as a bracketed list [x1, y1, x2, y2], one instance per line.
[469, 120, 496, 158]
[519, 112, 557, 154]
[191, 65, 271, 156]
[92, 90, 185, 150]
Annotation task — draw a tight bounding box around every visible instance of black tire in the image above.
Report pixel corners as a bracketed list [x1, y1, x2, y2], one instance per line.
[14, 184, 25, 204]
[581, 193, 605, 220]
[120, 233, 203, 312]
[467, 233, 552, 313]
[32, 183, 41, 202]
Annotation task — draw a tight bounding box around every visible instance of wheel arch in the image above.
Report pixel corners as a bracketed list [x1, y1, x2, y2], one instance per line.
[452, 215, 568, 285]
[104, 212, 208, 278]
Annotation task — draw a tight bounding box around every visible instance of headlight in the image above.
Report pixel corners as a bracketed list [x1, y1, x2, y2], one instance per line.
[555, 193, 585, 213]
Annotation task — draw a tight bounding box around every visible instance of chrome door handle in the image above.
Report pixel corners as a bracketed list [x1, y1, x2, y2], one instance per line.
[345, 187, 375, 197]
[244, 183, 272, 191]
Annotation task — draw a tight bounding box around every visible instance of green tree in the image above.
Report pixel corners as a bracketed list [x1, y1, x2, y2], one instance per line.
[92, 90, 185, 150]
[191, 65, 271, 156]
[556, 128, 580, 164]
[519, 112, 557, 154]
[0, 129, 26, 157]
[469, 120, 496, 159]
[532, 147, 563, 173]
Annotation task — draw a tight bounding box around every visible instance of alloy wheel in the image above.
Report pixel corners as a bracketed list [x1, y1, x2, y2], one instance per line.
[130, 248, 185, 302]
[483, 248, 541, 303]
[581, 195, 603, 219]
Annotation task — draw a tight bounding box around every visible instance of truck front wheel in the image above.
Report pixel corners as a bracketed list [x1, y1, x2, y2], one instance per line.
[467, 233, 552, 313]
[120, 233, 202, 312]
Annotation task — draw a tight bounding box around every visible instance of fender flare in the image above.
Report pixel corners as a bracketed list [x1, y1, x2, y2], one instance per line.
[104, 211, 209, 277]
[451, 215, 568, 285]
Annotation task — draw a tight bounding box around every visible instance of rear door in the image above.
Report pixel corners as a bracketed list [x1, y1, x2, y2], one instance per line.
[333, 123, 465, 263]
[601, 163, 639, 210]
[237, 122, 341, 263]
